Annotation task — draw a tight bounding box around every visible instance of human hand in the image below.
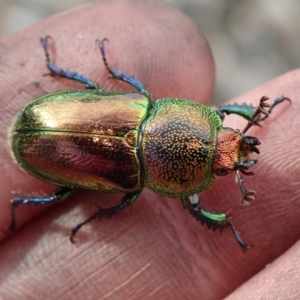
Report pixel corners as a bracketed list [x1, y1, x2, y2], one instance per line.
[0, 1, 299, 299]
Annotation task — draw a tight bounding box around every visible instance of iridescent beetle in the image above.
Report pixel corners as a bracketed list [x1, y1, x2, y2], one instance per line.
[7, 36, 290, 251]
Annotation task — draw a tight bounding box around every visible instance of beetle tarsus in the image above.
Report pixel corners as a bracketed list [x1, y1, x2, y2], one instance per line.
[97, 38, 149, 95]
[70, 213, 98, 244]
[70, 203, 128, 243]
[3, 187, 74, 234]
[70, 191, 141, 243]
[241, 96, 270, 134]
[242, 96, 291, 133]
[182, 194, 252, 251]
[40, 35, 52, 65]
[40, 36, 99, 89]
[241, 190, 256, 205]
[218, 96, 290, 133]
[259, 96, 291, 121]
[229, 222, 253, 252]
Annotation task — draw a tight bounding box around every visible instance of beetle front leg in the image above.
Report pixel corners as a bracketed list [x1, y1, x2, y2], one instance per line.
[70, 190, 142, 243]
[98, 39, 149, 95]
[181, 194, 252, 252]
[217, 96, 291, 127]
[5, 187, 74, 233]
[40, 36, 99, 89]
[241, 96, 291, 133]
[258, 96, 291, 121]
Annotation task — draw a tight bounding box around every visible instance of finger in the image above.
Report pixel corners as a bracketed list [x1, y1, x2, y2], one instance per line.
[226, 241, 300, 299]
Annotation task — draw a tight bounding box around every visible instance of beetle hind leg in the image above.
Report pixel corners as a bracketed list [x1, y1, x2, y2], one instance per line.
[40, 36, 99, 89]
[181, 194, 252, 252]
[97, 39, 149, 95]
[4, 187, 74, 233]
[70, 190, 142, 243]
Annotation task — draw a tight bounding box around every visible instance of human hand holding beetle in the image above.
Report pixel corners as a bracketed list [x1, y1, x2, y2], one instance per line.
[0, 1, 300, 299]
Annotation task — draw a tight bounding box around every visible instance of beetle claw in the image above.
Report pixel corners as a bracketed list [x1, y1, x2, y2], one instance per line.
[241, 199, 250, 206]
[241, 189, 256, 205]
[11, 190, 19, 196]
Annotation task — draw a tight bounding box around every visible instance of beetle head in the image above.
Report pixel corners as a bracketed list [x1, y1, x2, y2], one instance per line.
[213, 128, 260, 177]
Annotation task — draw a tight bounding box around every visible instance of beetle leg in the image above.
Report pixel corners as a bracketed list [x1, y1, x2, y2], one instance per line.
[181, 194, 252, 252]
[40, 36, 99, 89]
[255, 96, 291, 121]
[217, 102, 256, 121]
[217, 96, 291, 129]
[241, 96, 291, 134]
[97, 39, 149, 95]
[70, 190, 142, 243]
[5, 187, 74, 233]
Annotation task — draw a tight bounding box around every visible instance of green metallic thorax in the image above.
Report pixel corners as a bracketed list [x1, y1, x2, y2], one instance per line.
[141, 98, 223, 197]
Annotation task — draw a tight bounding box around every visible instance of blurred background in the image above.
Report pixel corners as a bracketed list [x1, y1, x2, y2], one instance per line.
[0, 0, 299, 104]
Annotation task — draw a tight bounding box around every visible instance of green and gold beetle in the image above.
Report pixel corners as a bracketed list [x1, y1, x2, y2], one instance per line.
[7, 36, 290, 251]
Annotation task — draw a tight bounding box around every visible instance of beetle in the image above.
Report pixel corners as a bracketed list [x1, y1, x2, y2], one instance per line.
[6, 36, 290, 251]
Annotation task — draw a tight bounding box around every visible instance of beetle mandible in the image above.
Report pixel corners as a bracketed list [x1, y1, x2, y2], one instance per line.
[6, 36, 290, 251]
